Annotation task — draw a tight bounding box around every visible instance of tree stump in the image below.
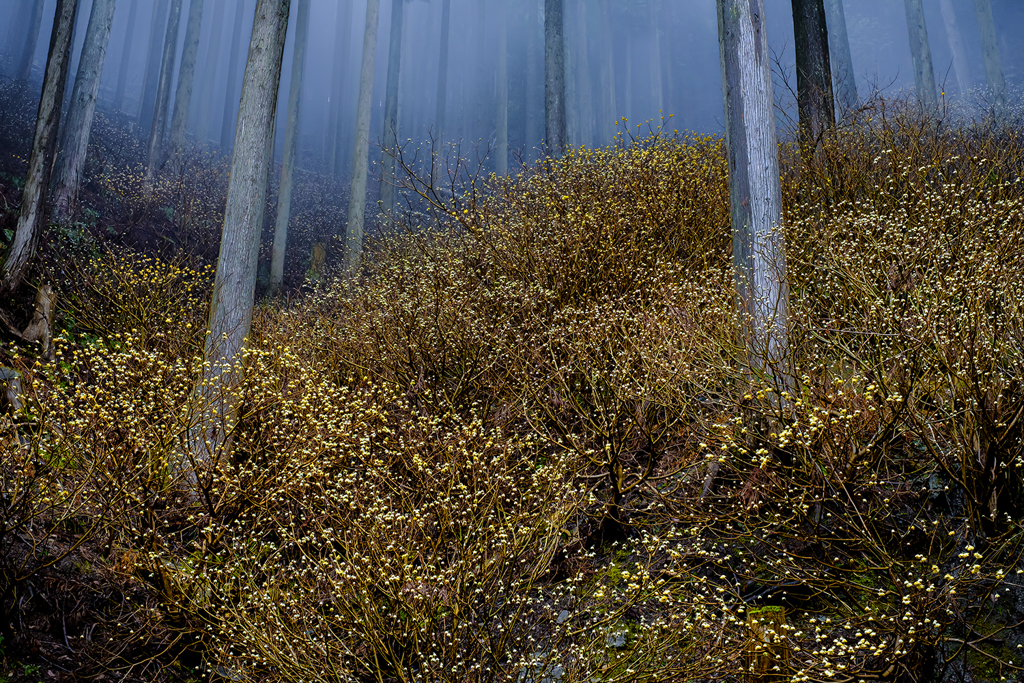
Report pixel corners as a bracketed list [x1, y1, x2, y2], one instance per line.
[744, 606, 790, 682]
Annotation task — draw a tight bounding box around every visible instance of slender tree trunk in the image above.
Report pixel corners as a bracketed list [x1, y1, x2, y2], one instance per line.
[823, 0, 857, 115]
[344, 0, 381, 272]
[974, 0, 1005, 116]
[1, 0, 79, 293]
[16, 0, 46, 83]
[144, 0, 183, 185]
[792, 0, 835, 147]
[717, 0, 791, 385]
[380, 0, 404, 216]
[577, 0, 594, 147]
[544, 0, 566, 157]
[565, 3, 578, 147]
[187, 0, 291, 475]
[325, 0, 351, 176]
[649, 0, 664, 119]
[139, 0, 170, 129]
[167, 0, 204, 158]
[598, 0, 616, 144]
[435, 0, 451, 142]
[52, 0, 117, 225]
[624, 30, 633, 124]
[112, 0, 138, 112]
[269, 0, 309, 297]
[938, 0, 970, 98]
[525, 0, 542, 160]
[903, 0, 937, 110]
[195, 0, 224, 144]
[220, 0, 246, 149]
[496, 4, 508, 176]
[63, 3, 86, 112]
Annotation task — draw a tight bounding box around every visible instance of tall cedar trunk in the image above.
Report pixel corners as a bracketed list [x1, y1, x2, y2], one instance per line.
[938, 0, 970, 98]
[139, 0, 169, 129]
[52, 0, 117, 225]
[974, 0, 1005, 116]
[220, 0, 246, 149]
[380, 0, 404, 216]
[823, 0, 857, 114]
[525, 0, 541, 160]
[112, 0, 138, 111]
[63, 4, 84, 112]
[344, 0, 381, 272]
[195, 0, 224, 143]
[577, 0, 594, 147]
[544, 0, 566, 157]
[717, 0, 791, 385]
[792, 0, 835, 147]
[565, 3, 578, 146]
[496, 4, 508, 176]
[435, 0, 451, 143]
[17, 0, 46, 82]
[187, 0, 290, 474]
[325, 0, 351, 176]
[269, 0, 310, 296]
[598, 0, 616, 145]
[167, 0, 204, 158]
[903, 0, 937, 110]
[1, 0, 78, 293]
[144, 0, 183, 185]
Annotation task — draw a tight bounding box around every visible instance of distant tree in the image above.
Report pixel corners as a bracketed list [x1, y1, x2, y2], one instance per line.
[167, 0, 205, 158]
[792, 0, 835, 147]
[496, 1, 509, 176]
[344, 0, 382, 272]
[139, 0, 170, 130]
[220, 0, 247, 149]
[974, 0, 1006, 117]
[16, 0, 46, 83]
[185, 0, 291, 476]
[526, 0, 543, 159]
[0, 0, 79, 293]
[269, 0, 311, 297]
[195, 0, 225, 144]
[434, 0, 451, 147]
[597, 0, 616, 145]
[716, 0, 791, 388]
[144, 0, 183, 185]
[380, 0, 405, 216]
[903, 0, 938, 110]
[545, 0, 567, 157]
[823, 0, 858, 115]
[938, 0, 970, 98]
[112, 0, 139, 112]
[52, 0, 117, 225]
[325, 0, 351, 176]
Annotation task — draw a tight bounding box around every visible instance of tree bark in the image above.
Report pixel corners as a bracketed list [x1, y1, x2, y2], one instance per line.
[344, 0, 381, 272]
[52, 0, 117, 225]
[379, 0, 404, 216]
[195, 0, 224, 144]
[903, 0, 937, 110]
[187, 0, 291, 475]
[139, 0, 170, 129]
[938, 0, 970, 98]
[144, 0, 183, 185]
[220, 0, 246, 149]
[717, 0, 791, 386]
[792, 0, 835, 147]
[545, 0, 567, 157]
[167, 0, 204, 158]
[1, 0, 79, 293]
[973, 0, 1005, 117]
[496, 3, 508, 176]
[16, 0, 46, 82]
[823, 0, 857, 115]
[269, 0, 310, 297]
[325, 0, 351, 176]
[112, 0, 138, 112]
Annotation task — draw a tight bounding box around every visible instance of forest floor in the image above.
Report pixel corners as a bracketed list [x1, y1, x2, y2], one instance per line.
[2, 79, 1024, 683]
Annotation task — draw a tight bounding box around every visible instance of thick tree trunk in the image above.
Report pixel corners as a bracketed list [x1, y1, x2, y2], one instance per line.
[269, 0, 310, 297]
[792, 0, 835, 147]
[344, 0, 381, 272]
[144, 0, 183, 185]
[938, 0, 970, 98]
[195, 0, 224, 144]
[139, 0, 170, 129]
[717, 0, 791, 385]
[112, 0, 138, 112]
[167, 0, 204, 158]
[496, 4, 508, 176]
[220, 0, 246, 149]
[544, 0, 567, 157]
[974, 0, 1005, 116]
[379, 0, 404, 216]
[823, 0, 857, 115]
[187, 0, 291, 475]
[434, 0, 451, 142]
[52, 0, 117, 225]
[903, 0, 937, 110]
[325, 0, 351, 176]
[1, 0, 78, 293]
[16, 0, 46, 82]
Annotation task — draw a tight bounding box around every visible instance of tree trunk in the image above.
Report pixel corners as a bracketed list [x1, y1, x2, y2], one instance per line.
[139, 0, 170, 129]
[435, 0, 451, 143]
[577, 0, 594, 147]
[717, 0, 791, 386]
[220, 0, 246, 149]
[974, 0, 1005, 116]
[112, 0, 138, 112]
[1, 0, 78, 293]
[649, 0, 664, 120]
[167, 0, 204, 159]
[344, 0, 381, 272]
[544, 0, 566, 157]
[792, 0, 835, 148]
[144, 0, 183, 185]
[903, 0, 937, 110]
[823, 0, 857, 115]
[598, 0, 616, 144]
[52, 0, 117, 225]
[187, 0, 291, 475]
[195, 0, 224, 144]
[525, 0, 542, 160]
[379, 0, 404, 217]
[16, 0, 46, 82]
[565, 2, 578, 146]
[496, 3, 508, 176]
[938, 0, 970, 98]
[269, 0, 310, 297]
[325, 0, 351, 176]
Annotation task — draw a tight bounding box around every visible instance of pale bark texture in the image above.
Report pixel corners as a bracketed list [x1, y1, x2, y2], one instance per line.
[144, 0, 183, 184]
[792, 0, 835, 146]
[52, 0, 117, 225]
[188, 0, 291, 474]
[112, 0, 138, 112]
[220, 0, 246, 149]
[434, 0, 451, 141]
[496, 4, 508, 176]
[717, 0, 791, 384]
[325, 0, 351, 176]
[1, 0, 79, 293]
[545, 0, 567, 157]
[16, 0, 46, 82]
[344, 0, 381, 272]
[903, 0, 937, 110]
[973, 0, 1005, 116]
[269, 0, 310, 297]
[380, 0, 405, 216]
[824, 0, 857, 114]
[196, 0, 225, 143]
[938, 0, 970, 98]
[167, 0, 205, 158]
[140, 0, 170, 129]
